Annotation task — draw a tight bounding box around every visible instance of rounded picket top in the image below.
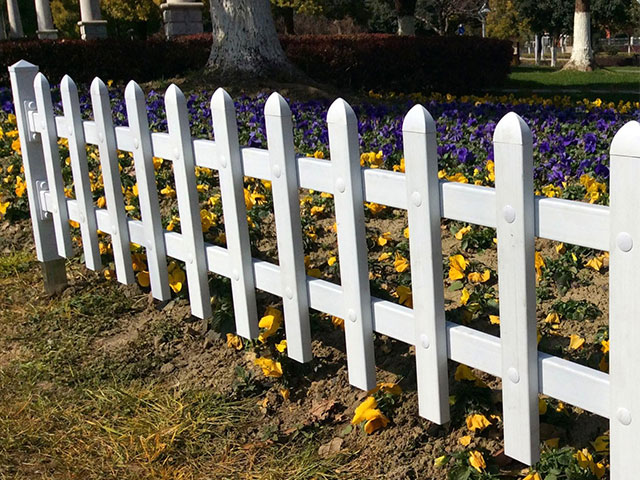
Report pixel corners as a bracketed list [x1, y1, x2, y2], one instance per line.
[89, 77, 109, 99]
[60, 74, 79, 96]
[165, 83, 186, 105]
[403, 104, 436, 134]
[33, 71, 51, 92]
[124, 80, 144, 102]
[327, 97, 356, 127]
[611, 120, 640, 158]
[494, 111, 532, 146]
[264, 92, 291, 118]
[210, 87, 235, 113]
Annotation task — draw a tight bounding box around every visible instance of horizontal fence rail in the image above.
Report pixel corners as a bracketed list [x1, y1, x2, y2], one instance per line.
[9, 59, 640, 476]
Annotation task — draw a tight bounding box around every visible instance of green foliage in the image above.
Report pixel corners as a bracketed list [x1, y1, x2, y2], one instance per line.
[551, 299, 601, 322]
[486, 0, 529, 40]
[445, 450, 501, 479]
[51, 0, 81, 38]
[515, 0, 572, 35]
[534, 446, 600, 480]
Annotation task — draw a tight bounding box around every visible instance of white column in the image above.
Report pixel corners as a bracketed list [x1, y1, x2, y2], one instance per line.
[78, 0, 107, 39]
[35, 0, 58, 39]
[161, 0, 204, 38]
[6, 0, 23, 38]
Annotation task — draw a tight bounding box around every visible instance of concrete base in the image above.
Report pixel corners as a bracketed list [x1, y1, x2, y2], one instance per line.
[161, 2, 204, 38]
[78, 20, 107, 40]
[37, 29, 58, 40]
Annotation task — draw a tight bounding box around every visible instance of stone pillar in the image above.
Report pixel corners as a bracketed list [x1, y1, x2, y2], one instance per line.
[78, 0, 107, 40]
[6, 0, 23, 38]
[35, 0, 58, 40]
[161, 0, 204, 38]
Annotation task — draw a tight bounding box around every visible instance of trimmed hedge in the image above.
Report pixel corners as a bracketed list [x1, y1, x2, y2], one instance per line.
[0, 36, 212, 85]
[0, 33, 512, 93]
[281, 34, 513, 93]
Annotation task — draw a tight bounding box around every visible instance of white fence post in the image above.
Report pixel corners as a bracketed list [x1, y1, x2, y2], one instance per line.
[8, 60, 67, 293]
[264, 93, 312, 363]
[210, 88, 258, 338]
[494, 112, 539, 465]
[327, 98, 376, 391]
[60, 75, 102, 272]
[609, 120, 640, 480]
[90, 78, 135, 285]
[402, 105, 450, 424]
[164, 84, 211, 320]
[33, 73, 73, 260]
[124, 81, 171, 301]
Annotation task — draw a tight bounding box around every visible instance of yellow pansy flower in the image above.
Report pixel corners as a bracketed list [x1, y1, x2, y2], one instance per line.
[468, 451, 486, 472]
[167, 261, 186, 293]
[258, 307, 283, 343]
[448, 254, 467, 281]
[254, 357, 283, 377]
[466, 413, 491, 432]
[569, 334, 585, 350]
[394, 252, 409, 273]
[455, 225, 471, 240]
[275, 339, 287, 353]
[377, 231, 392, 246]
[136, 271, 150, 287]
[226, 333, 243, 350]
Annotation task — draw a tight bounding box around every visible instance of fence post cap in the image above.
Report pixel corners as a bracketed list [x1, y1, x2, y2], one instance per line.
[264, 92, 291, 118]
[9, 59, 37, 73]
[403, 104, 436, 134]
[611, 120, 640, 158]
[494, 111, 532, 146]
[327, 98, 355, 125]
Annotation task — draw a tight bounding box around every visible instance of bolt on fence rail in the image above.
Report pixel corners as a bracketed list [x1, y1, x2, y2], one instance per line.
[9, 59, 640, 476]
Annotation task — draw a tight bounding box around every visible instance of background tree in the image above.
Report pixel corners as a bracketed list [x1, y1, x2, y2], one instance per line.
[516, 0, 572, 66]
[395, 0, 417, 35]
[486, 0, 528, 63]
[563, 0, 595, 70]
[51, 0, 80, 38]
[415, 0, 485, 36]
[271, 0, 322, 34]
[101, 0, 162, 38]
[208, 0, 298, 80]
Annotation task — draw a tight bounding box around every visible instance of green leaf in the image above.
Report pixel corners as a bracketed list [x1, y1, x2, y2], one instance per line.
[449, 281, 464, 291]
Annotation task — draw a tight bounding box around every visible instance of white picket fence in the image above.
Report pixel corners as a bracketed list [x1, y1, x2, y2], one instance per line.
[8, 59, 640, 476]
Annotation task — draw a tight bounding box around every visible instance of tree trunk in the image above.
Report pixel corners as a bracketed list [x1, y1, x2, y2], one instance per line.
[207, 0, 297, 80]
[397, 15, 415, 35]
[395, 0, 416, 36]
[563, 0, 596, 71]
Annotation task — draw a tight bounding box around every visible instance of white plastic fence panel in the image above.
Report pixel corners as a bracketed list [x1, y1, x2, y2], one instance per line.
[8, 61, 60, 263]
[124, 81, 171, 301]
[33, 73, 73, 258]
[609, 120, 640, 480]
[164, 84, 211, 319]
[210, 88, 258, 338]
[402, 105, 450, 424]
[327, 98, 376, 391]
[264, 93, 312, 363]
[90, 78, 134, 284]
[494, 112, 540, 465]
[60, 75, 101, 271]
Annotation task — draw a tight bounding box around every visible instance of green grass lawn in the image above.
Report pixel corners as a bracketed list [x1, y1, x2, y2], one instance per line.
[501, 65, 640, 102]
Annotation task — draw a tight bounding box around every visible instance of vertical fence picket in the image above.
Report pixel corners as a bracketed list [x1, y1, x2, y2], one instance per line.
[327, 98, 376, 391]
[264, 93, 312, 363]
[210, 88, 258, 338]
[9, 60, 67, 293]
[60, 75, 101, 271]
[402, 105, 450, 424]
[90, 78, 134, 284]
[494, 112, 539, 465]
[609, 120, 640, 479]
[124, 81, 171, 301]
[33, 72, 73, 258]
[164, 84, 211, 319]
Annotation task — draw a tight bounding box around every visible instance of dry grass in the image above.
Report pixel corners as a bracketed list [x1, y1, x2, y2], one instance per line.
[0, 247, 366, 480]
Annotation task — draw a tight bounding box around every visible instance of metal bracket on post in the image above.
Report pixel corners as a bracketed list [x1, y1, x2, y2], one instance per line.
[24, 100, 39, 142]
[35, 180, 51, 221]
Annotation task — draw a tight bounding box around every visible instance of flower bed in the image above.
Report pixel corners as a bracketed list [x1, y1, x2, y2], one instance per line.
[1, 87, 638, 478]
